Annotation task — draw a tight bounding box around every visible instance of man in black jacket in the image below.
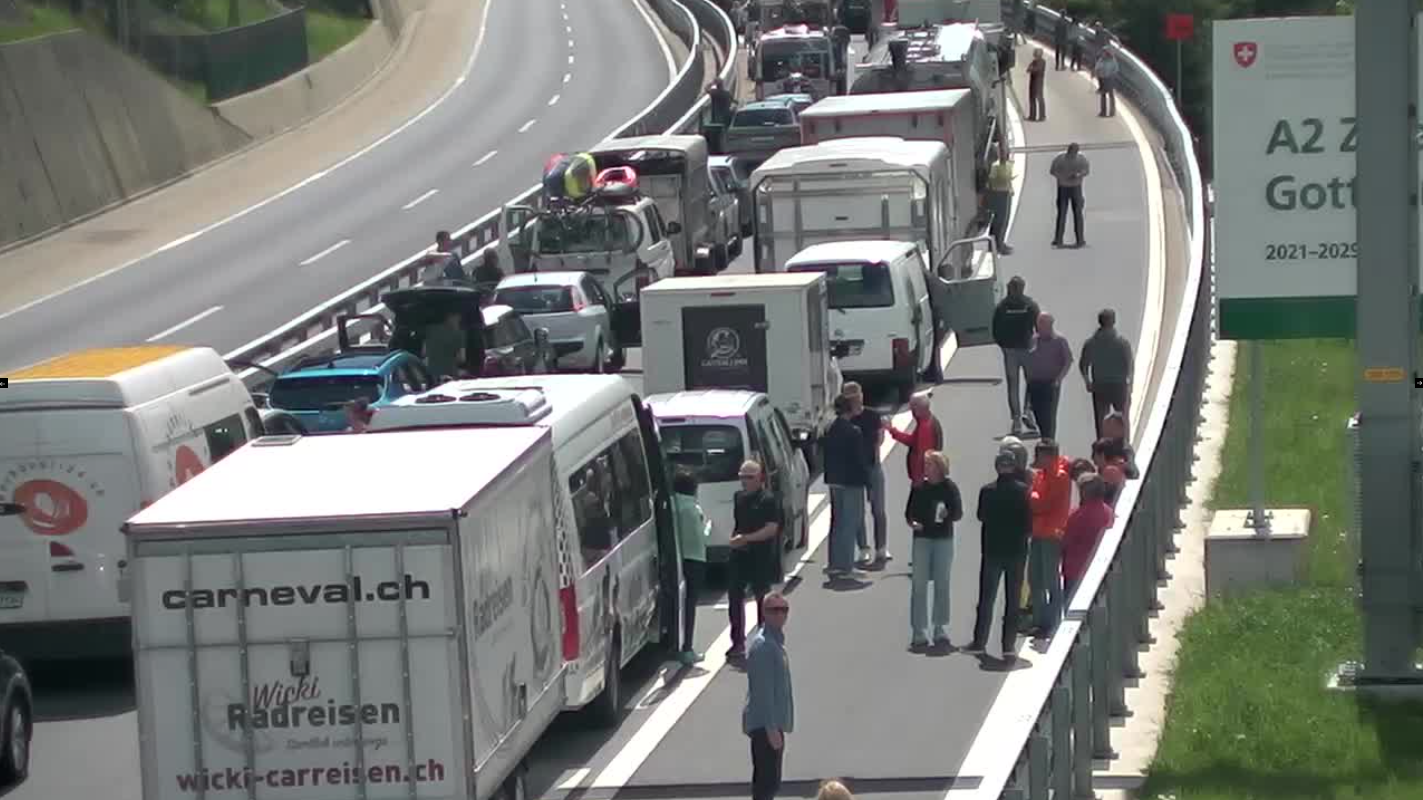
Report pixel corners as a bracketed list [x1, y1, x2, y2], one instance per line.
[992, 276, 1041, 436]
[967, 452, 1033, 663]
[1079, 307, 1134, 439]
[822, 395, 870, 577]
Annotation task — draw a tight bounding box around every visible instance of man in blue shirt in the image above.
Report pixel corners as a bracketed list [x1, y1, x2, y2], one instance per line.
[743, 592, 794, 800]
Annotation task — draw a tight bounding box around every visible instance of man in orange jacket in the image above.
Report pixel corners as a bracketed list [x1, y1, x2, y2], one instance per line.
[1027, 439, 1071, 638]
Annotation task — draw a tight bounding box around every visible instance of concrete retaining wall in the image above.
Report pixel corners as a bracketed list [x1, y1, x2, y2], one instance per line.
[0, 30, 250, 245]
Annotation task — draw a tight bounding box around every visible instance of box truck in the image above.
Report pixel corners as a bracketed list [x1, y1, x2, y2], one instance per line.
[633, 273, 843, 449]
[123, 425, 572, 800]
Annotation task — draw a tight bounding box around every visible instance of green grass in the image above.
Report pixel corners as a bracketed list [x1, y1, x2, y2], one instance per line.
[181, 0, 277, 32]
[304, 6, 371, 63]
[0, 3, 79, 44]
[1139, 338, 1423, 800]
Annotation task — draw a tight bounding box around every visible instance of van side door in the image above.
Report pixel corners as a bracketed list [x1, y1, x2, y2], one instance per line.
[608, 429, 660, 653]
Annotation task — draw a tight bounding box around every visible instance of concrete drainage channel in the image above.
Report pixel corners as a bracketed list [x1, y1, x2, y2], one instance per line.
[221, 6, 1213, 800]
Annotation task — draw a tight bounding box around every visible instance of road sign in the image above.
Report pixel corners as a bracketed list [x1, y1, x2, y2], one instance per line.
[1212, 16, 1423, 340]
[1165, 13, 1193, 41]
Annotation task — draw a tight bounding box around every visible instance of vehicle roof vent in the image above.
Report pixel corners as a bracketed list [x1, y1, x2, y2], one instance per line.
[414, 393, 457, 404]
[370, 385, 553, 430]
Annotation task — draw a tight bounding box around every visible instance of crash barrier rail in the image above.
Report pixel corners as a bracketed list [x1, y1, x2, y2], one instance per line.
[964, 7, 1210, 800]
[223, 0, 739, 391]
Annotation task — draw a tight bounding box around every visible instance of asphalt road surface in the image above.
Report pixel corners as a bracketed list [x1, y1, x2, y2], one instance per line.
[0, 0, 676, 374]
[3, 59, 1170, 800]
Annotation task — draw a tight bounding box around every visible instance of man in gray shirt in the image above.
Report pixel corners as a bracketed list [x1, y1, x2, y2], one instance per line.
[743, 592, 794, 800]
[1079, 308, 1134, 439]
[1024, 312, 1074, 440]
[1049, 143, 1090, 248]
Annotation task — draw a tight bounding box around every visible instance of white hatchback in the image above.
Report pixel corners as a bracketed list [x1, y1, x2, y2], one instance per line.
[493, 271, 625, 373]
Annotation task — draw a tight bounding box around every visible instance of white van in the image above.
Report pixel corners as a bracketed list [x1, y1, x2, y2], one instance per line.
[785, 240, 940, 401]
[0, 345, 260, 660]
[646, 390, 811, 570]
[366, 374, 679, 725]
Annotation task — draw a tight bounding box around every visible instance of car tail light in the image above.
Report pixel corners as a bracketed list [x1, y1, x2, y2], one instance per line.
[49, 541, 75, 558]
[560, 586, 580, 661]
[892, 337, 911, 369]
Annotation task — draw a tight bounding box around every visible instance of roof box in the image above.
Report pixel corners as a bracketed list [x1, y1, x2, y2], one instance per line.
[368, 384, 553, 430]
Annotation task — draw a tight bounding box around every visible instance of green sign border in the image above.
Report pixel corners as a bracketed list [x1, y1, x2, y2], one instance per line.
[1219, 296, 1423, 340]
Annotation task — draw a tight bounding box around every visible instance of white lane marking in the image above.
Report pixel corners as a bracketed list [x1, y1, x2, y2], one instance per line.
[590, 398, 921, 791]
[0, 0, 500, 324]
[1117, 102, 1166, 440]
[630, 0, 677, 83]
[474, 150, 498, 167]
[569, 38, 575, 48]
[564, 72, 572, 84]
[298, 239, 351, 266]
[146, 306, 223, 342]
[569, 54, 575, 64]
[518, 119, 537, 133]
[557, 768, 591, 791]
[548, 94, 561, 106]
[402, 189, 439, 210]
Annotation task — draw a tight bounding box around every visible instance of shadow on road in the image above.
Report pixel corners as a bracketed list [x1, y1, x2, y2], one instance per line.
[24, 657, 135, 722]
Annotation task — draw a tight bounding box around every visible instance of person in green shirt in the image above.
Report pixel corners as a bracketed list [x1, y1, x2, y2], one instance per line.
[672, 469, 712, 665]
[986, 149, 1016, 255]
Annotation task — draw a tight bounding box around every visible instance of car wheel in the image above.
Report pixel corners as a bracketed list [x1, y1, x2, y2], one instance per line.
[588, 634, 622, 727]
[607, 343, 627, 372]
[591, 339, 606, 374]
[0, 702, 30, 783]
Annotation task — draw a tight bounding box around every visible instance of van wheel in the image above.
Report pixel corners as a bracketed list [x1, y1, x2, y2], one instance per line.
[0, 702, 30, 783]
[591, 339, 607, 374]
[499, 761, 528, 800]
[715, 243, 730, 272]
[588, 635, 622, 727]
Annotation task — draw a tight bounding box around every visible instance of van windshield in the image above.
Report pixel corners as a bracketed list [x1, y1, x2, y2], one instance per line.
[659, 424, 746, 483]
[787, 262, 896, 309]
[269, 375, 383, 411]
[495, 285, 577, 313]
[536, 213, 635, 254]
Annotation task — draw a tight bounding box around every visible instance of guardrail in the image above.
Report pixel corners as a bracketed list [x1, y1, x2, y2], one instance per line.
[964, 7, 1211, 800]
[223, 0, 739, 390]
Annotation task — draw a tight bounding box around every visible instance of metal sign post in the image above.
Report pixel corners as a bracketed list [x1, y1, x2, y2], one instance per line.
[1246, 340, 1271, 536]
[1354, 0, 1422, 685]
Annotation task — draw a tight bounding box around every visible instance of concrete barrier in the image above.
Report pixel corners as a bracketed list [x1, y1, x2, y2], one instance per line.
[212, 12, 394, 139]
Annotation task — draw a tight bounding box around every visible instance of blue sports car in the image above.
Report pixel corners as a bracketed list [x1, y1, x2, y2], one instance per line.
[265, 350, 435, 433]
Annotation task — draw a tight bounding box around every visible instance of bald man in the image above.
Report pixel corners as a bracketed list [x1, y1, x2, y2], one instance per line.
[1023, 312, 1074, 440]
[726, 459, 784, 659]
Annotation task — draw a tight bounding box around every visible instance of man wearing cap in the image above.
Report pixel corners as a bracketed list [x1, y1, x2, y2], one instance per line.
[967, 450, 1033, 663]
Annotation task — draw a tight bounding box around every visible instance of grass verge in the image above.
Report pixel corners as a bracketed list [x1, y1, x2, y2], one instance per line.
[1140, 338, 1423, 800]
[304, 6, 371, 63]
[0, 2, 79, 44]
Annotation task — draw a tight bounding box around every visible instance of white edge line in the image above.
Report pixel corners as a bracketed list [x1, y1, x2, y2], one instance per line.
[556, 767, 591, 791]
[402, 189, 440, 210]
[298, 239, 351, 266]
[630, 0, 677, 84]
[146, 305, 223, 342]
[474, 150, 498, 167]
[0, 0, 500, 325]
[949, 46, 1172, 798]
[590, 403, 918, 791]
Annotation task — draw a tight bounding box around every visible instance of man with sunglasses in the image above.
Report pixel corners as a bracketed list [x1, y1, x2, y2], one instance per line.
[743, 592, 794, 800]
[726, 459, 783, 660]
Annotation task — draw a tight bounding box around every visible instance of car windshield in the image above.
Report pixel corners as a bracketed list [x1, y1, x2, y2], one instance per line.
[495, 284, 577, 313]
[269, 374, 383, 411]
[535, 212, 634, 254]
[788, 261, 896, 309]
[732, 107, 795, 127]
[761, 45, 829, 79]
[659, 424, 746, 483]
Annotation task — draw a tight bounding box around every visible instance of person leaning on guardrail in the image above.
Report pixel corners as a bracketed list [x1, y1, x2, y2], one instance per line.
[1060, 473, 1112, 600]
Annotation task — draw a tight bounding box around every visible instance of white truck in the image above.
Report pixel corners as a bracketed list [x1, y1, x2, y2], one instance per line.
[122, 425, 572, 800]
[633, 273, 843, 452]
[749, 136, 1001, 346]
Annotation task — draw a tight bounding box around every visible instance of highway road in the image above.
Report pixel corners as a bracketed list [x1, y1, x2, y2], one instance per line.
[0, 0, 678, 374]
[3, 54, 1175, 800]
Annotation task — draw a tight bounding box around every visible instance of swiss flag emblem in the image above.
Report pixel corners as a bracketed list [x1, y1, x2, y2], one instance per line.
[1234, 41, 1258, 68]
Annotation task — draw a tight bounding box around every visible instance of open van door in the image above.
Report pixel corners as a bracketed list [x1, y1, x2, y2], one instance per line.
[609, 266, 655, 348]
[931, 233, 1002, 348]
[500, 204, 539, 273]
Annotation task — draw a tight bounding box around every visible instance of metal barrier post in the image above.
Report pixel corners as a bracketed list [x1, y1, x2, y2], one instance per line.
[1050, 682, 1071, 798]
[1090, 602, 1116, 759]
[1071, 641, 1094, 798]
[1027, 719, 1048, 800]
[1106, 571, 1129, 716]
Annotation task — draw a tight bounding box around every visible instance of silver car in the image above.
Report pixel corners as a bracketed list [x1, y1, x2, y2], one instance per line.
[710, 154, 755, 238]
[492, 271, 625, 373]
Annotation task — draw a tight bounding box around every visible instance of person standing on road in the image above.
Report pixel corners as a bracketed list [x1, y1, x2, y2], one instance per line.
[1027, 440, 1071, 638]
[1049, 143, 1090, 248]
[823, 395, 870, 577]
[967, 451, 1033, 664]
[1027, 48, 1047, 121]
[998, 435, 1035, 625]
[906, 450, 962, 648]
[1053, 11, 1069, 70]
[887, 392, 944, 486]
[992, 277, 1041, 436]
[726, 459, 783, 661]
[1094, 49, 1119, 117]
[1079, 308, 1134, 439]
[844, 383, 891, 565]
[985, 148, 1016, 255]
[1024, 312, 1073, 441]
[672, 469, 712, 666]
[1061, 473, 1113, 600]
[707, 78, 735, 126]
[743, 592, 794, 800]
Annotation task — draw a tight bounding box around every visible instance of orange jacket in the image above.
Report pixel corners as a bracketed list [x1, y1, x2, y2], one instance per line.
[1029, 456, 1072, 539]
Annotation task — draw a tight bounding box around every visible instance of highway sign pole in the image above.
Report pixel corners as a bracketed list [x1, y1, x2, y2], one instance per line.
[1246, 341, 1270, 535]
[1354, 0, 1422, 684]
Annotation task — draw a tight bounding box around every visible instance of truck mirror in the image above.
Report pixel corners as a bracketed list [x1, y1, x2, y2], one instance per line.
[0, 503, 24, 517]
[665, 221, 683, 235]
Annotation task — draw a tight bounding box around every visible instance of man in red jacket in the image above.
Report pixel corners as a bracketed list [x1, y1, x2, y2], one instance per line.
[1027, 439, 1071, 637]
[1061, 474, 1115, 602]
[887, 393, 944, 487]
